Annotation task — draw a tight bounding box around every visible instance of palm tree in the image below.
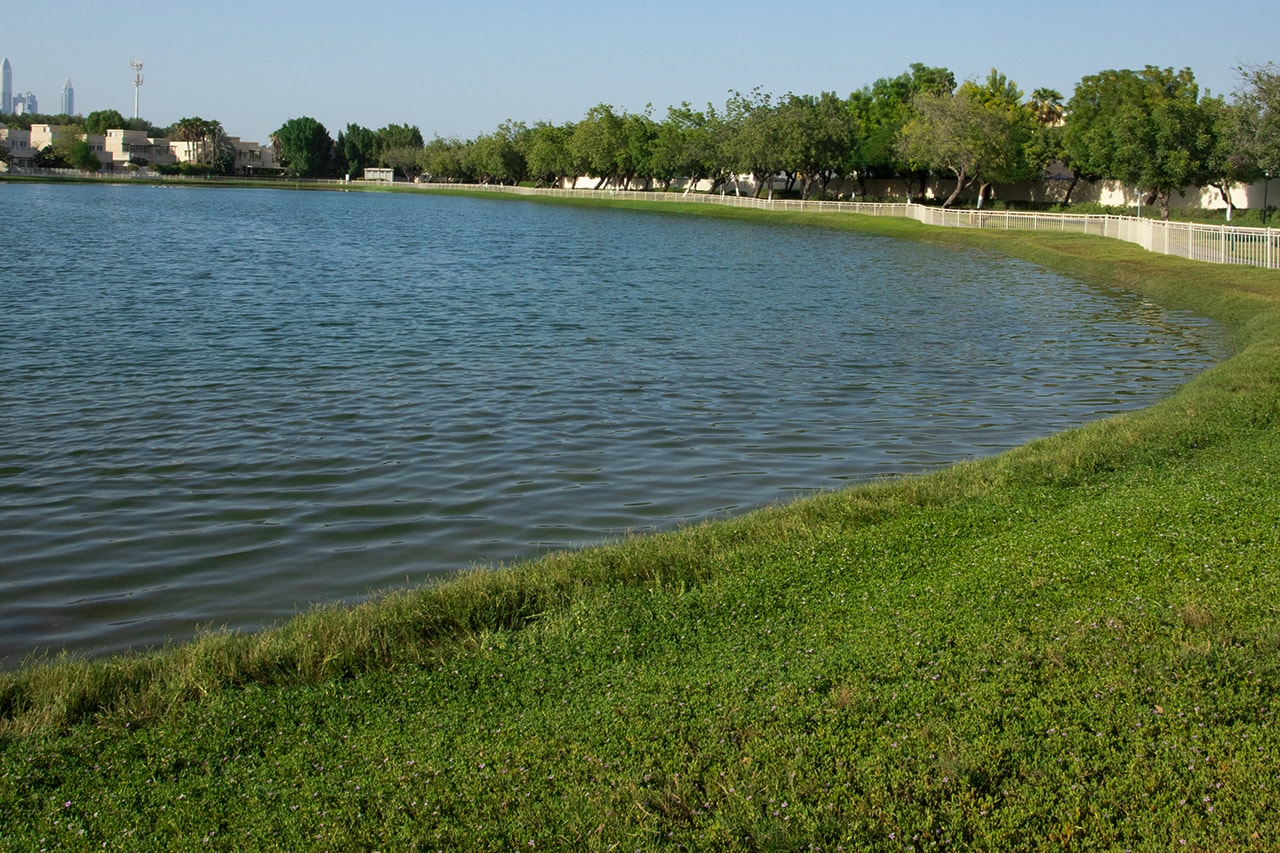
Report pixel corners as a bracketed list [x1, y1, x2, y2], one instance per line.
[1028, 88, 1065, 126]
[172, 117, 231, 168]
[172, 117, 205, 164]
[202, 120, 236, 174]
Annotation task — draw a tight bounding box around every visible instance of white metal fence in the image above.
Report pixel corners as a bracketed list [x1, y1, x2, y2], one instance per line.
[909, 205, 1278, 270]
[417, 183, 1280, 271]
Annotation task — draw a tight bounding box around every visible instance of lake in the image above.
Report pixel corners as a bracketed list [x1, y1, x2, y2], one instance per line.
[0, 183, 1225, 666]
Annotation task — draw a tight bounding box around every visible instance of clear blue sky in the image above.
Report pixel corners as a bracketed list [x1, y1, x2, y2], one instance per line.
[4, 0, 1276, 144]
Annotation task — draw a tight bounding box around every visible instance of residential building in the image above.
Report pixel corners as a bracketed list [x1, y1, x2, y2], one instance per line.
[0, 123, 170, 169]
[102, 128, 175, 167]
[167, 135, 279, 173]
[0, 122, 34, 163]
[0, 124, 72, 166]
[1, 122, 277, 174]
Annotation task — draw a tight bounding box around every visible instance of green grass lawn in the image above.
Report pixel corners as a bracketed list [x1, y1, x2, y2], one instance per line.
[3, 198, 1279, 851]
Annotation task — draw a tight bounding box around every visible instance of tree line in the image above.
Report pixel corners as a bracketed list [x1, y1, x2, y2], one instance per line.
[268, 62, 1278, 220]
[6, 62, 1276, 220]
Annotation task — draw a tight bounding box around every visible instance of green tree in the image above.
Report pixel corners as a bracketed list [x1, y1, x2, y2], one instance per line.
[271, 116, 333, 178]
[897, 88, 987, 206]
[379, 146, 425, 180]
[68, 139, 102, 172]
[650, 106, 692, 191]
[1064, 66, 1217, 219]
[498, 120, 531, 184]
[375, 124, 425, 162]
[897, 70, 1036, 208]
[649, 104, 731, 194]
[0, 143, 10, 165]
[170, 117, 236, 175]
[1232, 63, 1280, 177]
[420, 136, 468, 182]
[570, 104, 626, 189]
[619, 109, 657, 189]
[84, 109, 127, 135]
[968, 70, 1040, 203]
[1028, 88, 1065, 126]
[33, 145, 68, 168]
[463, 123, 528, 185]
[1, 111, 89, 130]
[211, 134, 238, 175]
[1216, 64, 1280, 222]
[336, 123, 378, 178]
[123, 117, 158, 134]
[49, 127, 100, 172]
[723, 88, 786, 198]
[367, 123, 426, 179]
[523, 122, 576, 188]
[171, 117, 206, 161]
[776, 91, 858, 199]
[1197, 95, 1259, 216]
[846, 64, 955, 199]
[1023, 88, 1084, 203]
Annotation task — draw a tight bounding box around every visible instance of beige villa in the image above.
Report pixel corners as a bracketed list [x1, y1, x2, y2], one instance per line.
[0, 123, 278, 174]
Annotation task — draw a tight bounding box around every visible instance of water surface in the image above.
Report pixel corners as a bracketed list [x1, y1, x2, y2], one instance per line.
[0, 184, 1225, 665]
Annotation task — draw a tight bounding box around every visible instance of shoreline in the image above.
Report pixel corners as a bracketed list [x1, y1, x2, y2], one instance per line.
[8, 170, 1276, 271]
[2, 188, 1270, 687]
[3, 190, 1279, 848]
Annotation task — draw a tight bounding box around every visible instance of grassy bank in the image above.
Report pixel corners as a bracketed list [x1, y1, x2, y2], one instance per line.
[2, 196, 1279, 850]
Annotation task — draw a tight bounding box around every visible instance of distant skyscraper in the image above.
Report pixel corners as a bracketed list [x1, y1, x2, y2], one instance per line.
[61, 77, 74, 116]
[2, 58, 12, 115]
[14, 92, 37, 115]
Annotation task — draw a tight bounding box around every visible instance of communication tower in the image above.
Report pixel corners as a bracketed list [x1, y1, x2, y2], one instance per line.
[130, 60, 144, 119]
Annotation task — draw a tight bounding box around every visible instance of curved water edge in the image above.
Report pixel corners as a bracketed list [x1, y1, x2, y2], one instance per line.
[0, 184, 1228, 667]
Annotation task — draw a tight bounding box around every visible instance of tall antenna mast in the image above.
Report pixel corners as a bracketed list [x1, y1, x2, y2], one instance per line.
[130, 59, 144, 119]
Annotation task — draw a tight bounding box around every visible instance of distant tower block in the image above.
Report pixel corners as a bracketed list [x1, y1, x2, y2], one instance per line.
[61, 77, 74, 116]
[130, 59, 144, 119]
[2, 58, 12, 115]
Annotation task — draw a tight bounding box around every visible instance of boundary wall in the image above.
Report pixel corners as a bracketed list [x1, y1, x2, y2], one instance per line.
[422, 184, 1280, 271]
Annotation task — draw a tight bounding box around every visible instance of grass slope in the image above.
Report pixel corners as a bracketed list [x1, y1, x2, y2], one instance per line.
[2, 198, 1279, 851]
